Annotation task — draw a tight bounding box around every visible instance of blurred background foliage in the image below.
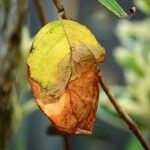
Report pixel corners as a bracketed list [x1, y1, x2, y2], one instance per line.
[0, 0, 149, 150]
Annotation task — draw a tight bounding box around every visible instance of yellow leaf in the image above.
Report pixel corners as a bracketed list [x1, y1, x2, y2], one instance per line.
[27, 20, 105, 135]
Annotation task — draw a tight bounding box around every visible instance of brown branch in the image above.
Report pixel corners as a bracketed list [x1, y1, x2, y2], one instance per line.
[64, 135, 71, 150]
[52, 0, 68, 19]
[98, 70, 150, 150]
[35, 0, 48, 26]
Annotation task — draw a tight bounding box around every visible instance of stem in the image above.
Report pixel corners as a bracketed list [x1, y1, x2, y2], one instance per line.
[64, 135, 71, 150]
[35, 0, 48, 26]
[52, 0, 68, 19]
[98, 70, 150, 150]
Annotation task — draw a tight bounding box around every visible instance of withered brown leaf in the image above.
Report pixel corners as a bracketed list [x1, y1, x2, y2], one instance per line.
[27, 20, 105, 135]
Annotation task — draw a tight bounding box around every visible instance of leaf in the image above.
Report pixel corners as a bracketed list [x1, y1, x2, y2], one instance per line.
[27, 20, 105, 135]
[98, 0, 127, 17]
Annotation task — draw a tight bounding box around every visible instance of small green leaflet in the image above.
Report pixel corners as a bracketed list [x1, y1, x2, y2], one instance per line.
[98, 0, 128, 18]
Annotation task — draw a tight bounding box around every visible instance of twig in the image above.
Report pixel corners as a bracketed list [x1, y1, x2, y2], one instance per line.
[35, 0, 48, 26]
[64, 135, 71, 150]
[52, 0, 68, 19]
[98, 70, 150, 150]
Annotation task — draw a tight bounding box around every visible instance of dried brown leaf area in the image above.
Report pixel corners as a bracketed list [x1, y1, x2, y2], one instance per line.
[28, 60, 99, 135]
[27, 20, 105, 135]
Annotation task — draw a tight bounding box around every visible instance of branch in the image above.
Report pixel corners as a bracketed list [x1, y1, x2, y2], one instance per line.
[35, 0, 48, 26]
[98, 70, 150, 150]
[52, 0, 68, 19]
[64, 135, 71, 150]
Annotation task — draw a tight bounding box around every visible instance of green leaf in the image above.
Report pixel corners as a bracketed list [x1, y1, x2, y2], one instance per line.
[98, 0, 127, 17]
